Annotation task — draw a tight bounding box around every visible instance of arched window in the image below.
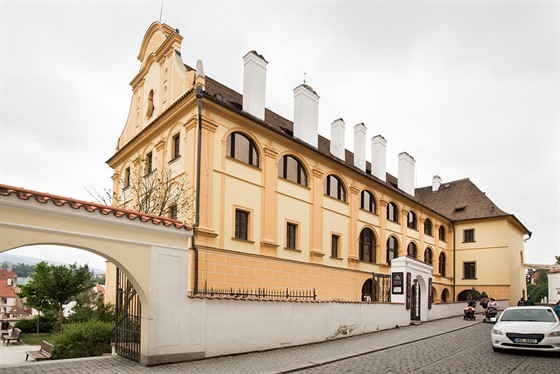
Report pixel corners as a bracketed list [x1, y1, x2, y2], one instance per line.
[324, 174, 346, 202]
[424, 247, 433, 264]
[407, 242, 417, 258]
[359, 228, 376, 263]
[387, 202, 399, 223]
[441, 288, 450, 303]
[146, 89, 155, 118]
[407, 211, 417, 229]
[278, 155, 307, 186]
[424, 219, 433, 236]
[439, 225, 446, 242]
[439, 252, 446, 276]
[386, 236, 398, 264]
[226, 132, 259, 167]
[360, 190, 376, 213]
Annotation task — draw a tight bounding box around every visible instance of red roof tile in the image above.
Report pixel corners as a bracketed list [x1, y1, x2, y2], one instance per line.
[0, 184, 193, 231]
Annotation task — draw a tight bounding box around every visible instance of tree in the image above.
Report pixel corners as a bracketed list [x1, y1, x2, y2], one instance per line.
[556, 256, 560, 265]
[18, 262, 95, 333]
[87, 158, 193, 222]
[12, 262, 35, 277]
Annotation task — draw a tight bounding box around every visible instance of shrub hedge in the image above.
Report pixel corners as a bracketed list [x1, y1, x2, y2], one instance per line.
[52, 320, 113, 359]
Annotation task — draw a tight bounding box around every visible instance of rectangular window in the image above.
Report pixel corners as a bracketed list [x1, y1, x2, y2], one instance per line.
[286, 223, 297, 249]
[169, 204, 178, 220]
[464, 229, 475, 243]
[464, 262, 476, 279]
[172, 133, 180, 159]
[331, 235, 340, 258]
[235, 209, 249, 240]
[124, 167, 131, 188]
[145, 152, 153, 175]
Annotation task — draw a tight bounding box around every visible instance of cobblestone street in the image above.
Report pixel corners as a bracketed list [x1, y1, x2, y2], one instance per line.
[1, 316, 557, 373]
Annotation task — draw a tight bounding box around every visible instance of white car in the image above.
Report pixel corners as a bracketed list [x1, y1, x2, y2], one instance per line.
[491, 306, 560, 353]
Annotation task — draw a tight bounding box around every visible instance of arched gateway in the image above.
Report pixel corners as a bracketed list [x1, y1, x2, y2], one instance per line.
[0, 185, 193, 365]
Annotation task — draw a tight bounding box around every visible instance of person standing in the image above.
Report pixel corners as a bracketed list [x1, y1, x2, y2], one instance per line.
[517, 297, 525, 306]
[525, 296, 535, 306]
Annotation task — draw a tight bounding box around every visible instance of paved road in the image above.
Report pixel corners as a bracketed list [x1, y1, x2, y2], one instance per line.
[1, 317, 557, 373]
[296, 323, 559, 374]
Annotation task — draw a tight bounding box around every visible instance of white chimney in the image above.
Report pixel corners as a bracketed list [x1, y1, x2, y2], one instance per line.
[398, 152, 416, 195]
[293, 84, 319, 147]
[371, 135, 387, 181]
[243, 51, 268, 120]
[330, 118, 346, 160]
[432, 175, 442, 192]
[354, 123, 367, 171]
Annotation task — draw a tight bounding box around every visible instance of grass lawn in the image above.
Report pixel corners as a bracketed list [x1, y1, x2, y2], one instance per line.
[20, 333, 55, 345]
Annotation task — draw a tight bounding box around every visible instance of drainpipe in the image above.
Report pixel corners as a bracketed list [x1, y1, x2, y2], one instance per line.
[452, 224, 456, 302]
[192, 85, 204, 294]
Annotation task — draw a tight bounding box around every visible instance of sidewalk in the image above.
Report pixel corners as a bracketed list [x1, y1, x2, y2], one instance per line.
[0, 342, 40, 366]
[0, 316, 481, 373]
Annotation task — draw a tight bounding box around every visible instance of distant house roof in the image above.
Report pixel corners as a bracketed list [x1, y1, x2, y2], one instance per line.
[0, 270, 16, 281]
[0, 280, 16, 299]
[0, 184, 193, 231]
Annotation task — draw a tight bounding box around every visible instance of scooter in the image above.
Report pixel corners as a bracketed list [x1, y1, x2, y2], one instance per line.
[483, 306, 498, 323]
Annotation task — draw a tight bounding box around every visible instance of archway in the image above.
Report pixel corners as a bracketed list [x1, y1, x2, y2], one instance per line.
[457, 289, 472, 301]
[1, 185, 192, 365]
[441, 288, 450, 302]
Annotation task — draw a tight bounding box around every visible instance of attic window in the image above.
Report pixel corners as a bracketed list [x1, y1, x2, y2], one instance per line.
[146, 90, 155, 118]
[454, 206, 466, 212]
[214, 93, 223, 101]
[444, 184, 451, 188]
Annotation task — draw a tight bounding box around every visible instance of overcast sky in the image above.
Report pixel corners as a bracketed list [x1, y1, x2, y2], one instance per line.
[1, 0, 558, 270]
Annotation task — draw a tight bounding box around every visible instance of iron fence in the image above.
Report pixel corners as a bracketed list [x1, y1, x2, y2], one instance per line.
[193, 287, 316, 300]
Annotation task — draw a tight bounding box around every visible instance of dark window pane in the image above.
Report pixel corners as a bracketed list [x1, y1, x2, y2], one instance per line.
[286, 223, 297, 249]
[235, 210, 249, 240]
[331, 235, 339, 258]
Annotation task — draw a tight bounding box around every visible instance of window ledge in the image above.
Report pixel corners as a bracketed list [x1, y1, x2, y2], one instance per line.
[169, 156, 181, 164]
[231, 237, 255, 244]
[284, 247, 301, 253]
[329, 256, 343, 261]
[310, 249, 325, 257]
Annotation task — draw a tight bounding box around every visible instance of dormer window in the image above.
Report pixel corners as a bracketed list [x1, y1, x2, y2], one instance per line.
[146, 90, 155, 118]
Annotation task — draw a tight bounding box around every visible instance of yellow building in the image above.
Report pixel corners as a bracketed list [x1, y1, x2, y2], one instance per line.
[107, 22, 529, 305]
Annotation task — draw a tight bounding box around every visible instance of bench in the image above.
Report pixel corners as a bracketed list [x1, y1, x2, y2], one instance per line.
[3, 327, 22, 346]
[26, 340, 54, 361]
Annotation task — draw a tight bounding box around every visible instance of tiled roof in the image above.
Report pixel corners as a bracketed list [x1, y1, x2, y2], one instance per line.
[0, 184, 193, 231]
[0, 281, 16, 298]
[0, 270, 16, 281]
[415, 178, 509, 221]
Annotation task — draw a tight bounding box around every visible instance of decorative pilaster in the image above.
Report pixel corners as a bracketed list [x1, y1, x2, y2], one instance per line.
[260, 146, 279, 254]
[310, 167, 325, 259]
[348, 186, 360, 262]
[378, 199, 388, 265]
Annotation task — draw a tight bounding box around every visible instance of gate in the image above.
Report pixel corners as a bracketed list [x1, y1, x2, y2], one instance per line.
[115, 267, 141, 361]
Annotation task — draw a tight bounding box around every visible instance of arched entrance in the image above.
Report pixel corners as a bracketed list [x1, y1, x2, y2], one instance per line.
[0, 185, 193, 365]
[361, 279, 374, 301]
[457, 289, 472, 301]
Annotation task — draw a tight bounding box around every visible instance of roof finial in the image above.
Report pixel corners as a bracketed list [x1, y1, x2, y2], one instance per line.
[304, 72, 307, 85]
[159, 0, 164, 23]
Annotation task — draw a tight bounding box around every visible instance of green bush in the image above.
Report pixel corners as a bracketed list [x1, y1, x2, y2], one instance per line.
[15, 315, 57, 333]
[52, 320, 113, 359]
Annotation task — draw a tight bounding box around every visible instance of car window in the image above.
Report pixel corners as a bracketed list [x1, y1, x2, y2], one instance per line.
[500, 309, 557, 322]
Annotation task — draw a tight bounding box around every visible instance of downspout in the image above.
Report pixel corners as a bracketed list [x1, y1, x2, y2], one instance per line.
[192, 85, 204, 294]
[452, 224, 456, 302]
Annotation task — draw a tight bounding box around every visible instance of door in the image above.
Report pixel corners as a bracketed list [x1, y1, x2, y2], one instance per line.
[410, 280, 421, 321]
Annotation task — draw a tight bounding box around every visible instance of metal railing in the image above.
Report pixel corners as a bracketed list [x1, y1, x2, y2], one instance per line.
[193, 287, 317, 300]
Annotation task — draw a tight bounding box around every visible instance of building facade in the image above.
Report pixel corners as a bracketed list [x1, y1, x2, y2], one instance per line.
[106, 22, 529, 305]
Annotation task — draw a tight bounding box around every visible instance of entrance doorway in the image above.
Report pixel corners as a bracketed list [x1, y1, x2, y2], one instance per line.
[410, 280, 421, 321]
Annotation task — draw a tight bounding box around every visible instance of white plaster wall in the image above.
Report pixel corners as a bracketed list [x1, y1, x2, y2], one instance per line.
[199, 299, 410, 357]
